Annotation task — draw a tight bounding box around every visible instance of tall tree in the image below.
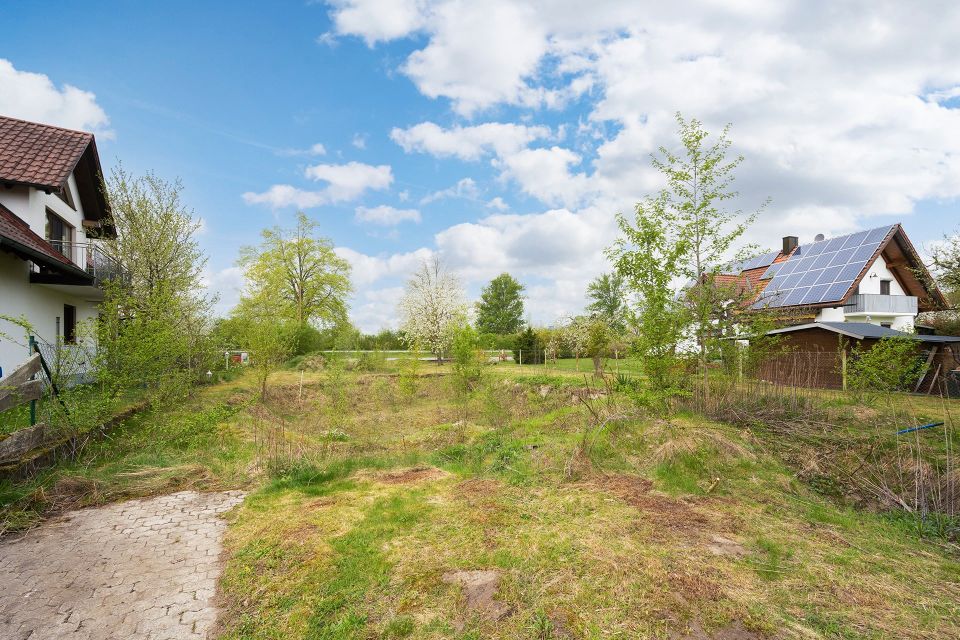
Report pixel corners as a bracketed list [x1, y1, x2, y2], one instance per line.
[398, 258, 468, 361]
[586, 273, 628, 333]
[239, 212, 352, 327]
[476, 273, 525, 335]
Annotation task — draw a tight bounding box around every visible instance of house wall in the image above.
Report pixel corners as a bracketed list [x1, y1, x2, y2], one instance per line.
[0, 252, 100, 376]
[0, 176, 91, 267]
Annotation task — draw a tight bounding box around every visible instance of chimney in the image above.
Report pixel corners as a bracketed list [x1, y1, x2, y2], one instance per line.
[782, 236, 798, 254]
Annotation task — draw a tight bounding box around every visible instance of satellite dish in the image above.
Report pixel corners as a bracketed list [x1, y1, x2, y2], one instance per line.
[814, 233, 825, 242]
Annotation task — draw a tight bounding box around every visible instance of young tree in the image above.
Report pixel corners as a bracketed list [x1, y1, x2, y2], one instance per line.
[476, 273, 525, 335]
[97, 167, 215, 403]
[610, 114, 766, 397]
[586, 273, 628, 334]
[586, 318, 612, 375]
[226, 297, 297, 398]
[398, 258, 468, 362]
[608, 206, 690, 397]
[563, 316, 591, 371]
[239, 212, 352, 328]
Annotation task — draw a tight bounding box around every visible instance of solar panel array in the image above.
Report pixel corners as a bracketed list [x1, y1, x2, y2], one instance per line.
[752, 225, 894, 309]
[721, 250, 780, 275]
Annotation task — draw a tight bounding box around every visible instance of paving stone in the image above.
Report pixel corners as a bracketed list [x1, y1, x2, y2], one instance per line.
[0, 490, 244, 639]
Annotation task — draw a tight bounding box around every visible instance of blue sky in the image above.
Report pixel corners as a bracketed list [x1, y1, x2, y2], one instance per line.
[3, 1, 959, 330]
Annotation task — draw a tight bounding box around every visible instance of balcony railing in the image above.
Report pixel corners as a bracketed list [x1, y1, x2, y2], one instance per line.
[844, 293, 918, 315]
[42, 240, 126, 286]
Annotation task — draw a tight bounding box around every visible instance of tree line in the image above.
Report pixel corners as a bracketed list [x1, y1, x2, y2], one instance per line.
[19, 113, 958, 419]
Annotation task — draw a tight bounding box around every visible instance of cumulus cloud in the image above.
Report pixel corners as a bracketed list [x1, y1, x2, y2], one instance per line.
[0, 59, 111, 135]
[355, 204, 422, 225]
[420, 177, 479, 204]
[493, 146, 593, 209]
[390, 121, 551, 160]
[244, 161, 393, 209]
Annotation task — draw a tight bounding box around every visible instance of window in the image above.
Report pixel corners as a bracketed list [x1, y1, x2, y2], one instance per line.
[881, 322, 892, 329]
[63, 304, 76, 344]
[45, 209, 74, 259]
[880, 279, 891, 295]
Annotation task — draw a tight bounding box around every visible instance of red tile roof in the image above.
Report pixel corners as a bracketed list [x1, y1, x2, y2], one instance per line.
[0, 115, 93, 190]
[0, 202, 79, 272]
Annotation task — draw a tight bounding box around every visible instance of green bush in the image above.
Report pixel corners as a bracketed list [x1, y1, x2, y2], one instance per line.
[847, 336, 925, 393]
[512, 327, 544, 365]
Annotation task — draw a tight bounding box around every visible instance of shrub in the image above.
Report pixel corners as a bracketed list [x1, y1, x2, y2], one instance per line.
[513, 327, 544, 365]
[847, 336, 925, 393]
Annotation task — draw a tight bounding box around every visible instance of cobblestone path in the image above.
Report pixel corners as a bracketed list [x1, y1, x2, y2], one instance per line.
[0, 490, 245, 640]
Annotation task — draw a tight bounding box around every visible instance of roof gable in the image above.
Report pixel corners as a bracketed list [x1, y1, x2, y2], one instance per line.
[0, 115, 111, 225]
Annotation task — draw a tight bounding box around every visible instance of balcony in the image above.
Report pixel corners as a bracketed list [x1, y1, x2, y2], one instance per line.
[844, 293, 918, 315]
[29, 240, 126, 295]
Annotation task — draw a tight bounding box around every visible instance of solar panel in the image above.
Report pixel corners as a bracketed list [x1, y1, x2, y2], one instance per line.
[725, 250, 780, 275]
[750, 225, 894, 310]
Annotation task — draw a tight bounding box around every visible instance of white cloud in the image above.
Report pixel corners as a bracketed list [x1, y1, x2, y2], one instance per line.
[355, 204, 422, 225]
[494, 146, 593, 209]
[0, 59, 111, 136]
[390, 122, 550, 160]
[420, 177, 479, 204]
[486, 197, 509, 211]
[351, 133, 368, 149]
[244, 161, 393, 209]
[242, 185, 331, 209]
[202, 266, 246, 316]
[327, 0, 426, 45]
[276, 142, 326, 157]
[335, 246, 434, 286]
[305, 161, 393, 198]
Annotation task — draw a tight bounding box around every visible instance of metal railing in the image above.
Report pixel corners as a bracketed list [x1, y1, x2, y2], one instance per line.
[45, 240, 125, 284]
[844, 293, 918, 315]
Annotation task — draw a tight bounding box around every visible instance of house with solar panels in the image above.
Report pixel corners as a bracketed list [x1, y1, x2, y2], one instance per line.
[723, 225, 960, 394]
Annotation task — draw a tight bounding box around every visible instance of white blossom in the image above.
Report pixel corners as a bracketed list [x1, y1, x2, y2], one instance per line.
[398, 258, 468, 358]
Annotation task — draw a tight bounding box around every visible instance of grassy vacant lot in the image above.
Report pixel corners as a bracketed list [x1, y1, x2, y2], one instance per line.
[2, 360, 959, 638]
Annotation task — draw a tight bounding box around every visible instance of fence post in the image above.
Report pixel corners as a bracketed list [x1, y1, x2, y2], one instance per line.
[28, 335, 37, 426]
[841, 347, 848, 392]
[519, 349, 522, 366]
[544, 349, 547, 370]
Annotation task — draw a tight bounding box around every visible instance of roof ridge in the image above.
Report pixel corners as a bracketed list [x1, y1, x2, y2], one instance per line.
[0, 113, 94, 139]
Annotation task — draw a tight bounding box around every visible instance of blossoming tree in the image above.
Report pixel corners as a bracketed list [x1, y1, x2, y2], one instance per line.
[398, 258, 468, 362]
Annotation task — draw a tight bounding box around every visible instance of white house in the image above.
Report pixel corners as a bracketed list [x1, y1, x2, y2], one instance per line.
[0, 115, 117, 377]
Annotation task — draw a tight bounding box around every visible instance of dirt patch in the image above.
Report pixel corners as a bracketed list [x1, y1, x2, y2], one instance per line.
[667, 566, 725, 602]
[706, 534, 746, 558]
[307, 496, 336, 510]
[673, 620, 764, 639]
[442, 569, 512, 622]
[593, 474, 713, 537]
[374, 465, 450, 484]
